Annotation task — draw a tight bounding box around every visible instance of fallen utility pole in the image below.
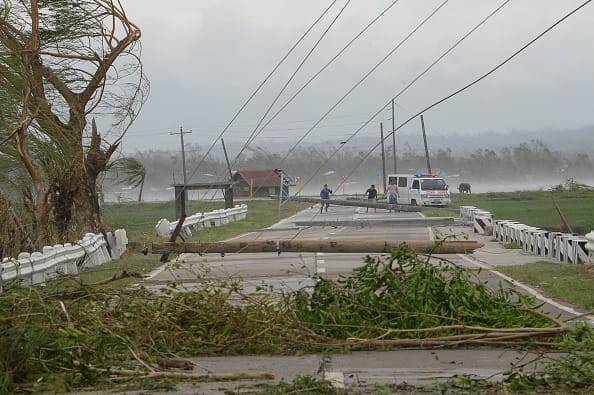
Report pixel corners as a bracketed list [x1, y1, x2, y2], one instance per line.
[152, 240, 483, 255]
[160, 215, 186, 263]
[287, 196, 424, 212]
[292, 217, 454, 227]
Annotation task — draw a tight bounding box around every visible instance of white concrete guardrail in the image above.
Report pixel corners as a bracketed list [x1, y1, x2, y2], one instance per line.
[0, 230, 128, 288]
[461, 206, 593, 264]
[586, 231, 594, 263]
[155, 204, 248, 238]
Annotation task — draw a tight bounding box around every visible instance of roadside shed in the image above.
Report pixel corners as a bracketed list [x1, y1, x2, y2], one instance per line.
[232, 169, 289, 198]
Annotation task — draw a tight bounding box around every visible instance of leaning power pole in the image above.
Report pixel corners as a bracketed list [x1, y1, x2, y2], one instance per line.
[420, 115, 432, 174]
[391, 98, 397, 173]
[170, 126, 192, 214]
[380, 122, 387, 194]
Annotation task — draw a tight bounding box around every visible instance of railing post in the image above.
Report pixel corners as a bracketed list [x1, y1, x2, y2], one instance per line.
[586, 231, 594, 263]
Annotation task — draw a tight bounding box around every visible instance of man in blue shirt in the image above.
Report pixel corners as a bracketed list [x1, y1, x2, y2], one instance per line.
[319, 184, 332, 213]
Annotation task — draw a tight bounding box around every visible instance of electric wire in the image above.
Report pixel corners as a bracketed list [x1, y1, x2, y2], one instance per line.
[242, 0, 450, 201]
[177, 0, 340, 197]
[233, 0, 403, 162]
[279, 0, 450, 167]
[295, 0, 515, 196]
[317, 0, 594, 197]
[229, 0, 352, 166]
[200, 0, 354, 201]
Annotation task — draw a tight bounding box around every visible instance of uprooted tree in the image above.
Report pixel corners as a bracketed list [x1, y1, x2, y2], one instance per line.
[0, 0, 148, 254]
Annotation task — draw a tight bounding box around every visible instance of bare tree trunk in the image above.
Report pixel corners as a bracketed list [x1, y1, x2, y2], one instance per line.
[138, 178, 145, 202]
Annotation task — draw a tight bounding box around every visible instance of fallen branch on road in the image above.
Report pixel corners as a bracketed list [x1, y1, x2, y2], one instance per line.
[0, 245, 589, 393]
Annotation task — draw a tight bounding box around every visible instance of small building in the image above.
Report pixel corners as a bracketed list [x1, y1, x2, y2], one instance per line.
[232, 169, 290, 198]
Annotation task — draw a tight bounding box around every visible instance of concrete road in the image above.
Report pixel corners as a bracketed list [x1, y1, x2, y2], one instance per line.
[144, 206, 430, 293]
[138, 205, 588, 393]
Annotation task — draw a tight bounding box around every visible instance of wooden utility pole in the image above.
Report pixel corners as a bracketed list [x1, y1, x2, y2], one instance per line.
[170, 126, 192, 216]
[391, 98, 397, 173]
[380, 122, 387, 194]
[160, 215, 186, 263]
[288, 196, 423, 212]
[277, 170, 284, 219]
[221, 138, 234, 209]
[420, 115, 432, 174]
[221, 138, 233, 181]
[152, 239, 484, 255]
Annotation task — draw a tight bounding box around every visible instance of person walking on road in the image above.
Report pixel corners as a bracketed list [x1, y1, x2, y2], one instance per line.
[387, 182, 399, 212]
[365, 184, 378, 213]
[320, 184, 333, 213]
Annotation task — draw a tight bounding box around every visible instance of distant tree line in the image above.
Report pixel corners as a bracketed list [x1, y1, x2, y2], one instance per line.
[105, 140, 592, 194]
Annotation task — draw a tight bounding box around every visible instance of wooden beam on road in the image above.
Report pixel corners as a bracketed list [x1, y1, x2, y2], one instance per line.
[287, 196, 424, 212]
[152, 240, 483, 255]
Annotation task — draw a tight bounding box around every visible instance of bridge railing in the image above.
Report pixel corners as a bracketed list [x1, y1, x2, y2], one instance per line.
[155, 204, 248, 238]
[1, 230, 128, 288]
[460, 206, 592, 264]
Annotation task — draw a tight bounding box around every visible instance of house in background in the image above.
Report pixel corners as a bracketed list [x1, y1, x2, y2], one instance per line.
[232, 169, 290, 198]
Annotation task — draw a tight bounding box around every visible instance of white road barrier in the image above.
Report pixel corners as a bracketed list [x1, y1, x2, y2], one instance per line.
[477, 211, 591, 265]
[459, 206, 476, 222]
[0, 230, 128, 288]
[473, 213, 494, 235]
[586, 231, 594, 263]
[155, 205, 249, 238]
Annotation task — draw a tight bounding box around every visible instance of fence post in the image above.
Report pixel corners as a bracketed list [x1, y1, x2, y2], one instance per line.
[585, 231, 594, 264]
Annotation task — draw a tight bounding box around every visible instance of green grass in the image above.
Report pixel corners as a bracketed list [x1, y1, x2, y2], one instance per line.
[89, 200, 310, 287]
[427, 190, 594, 233]
[499, 262, 594, 310]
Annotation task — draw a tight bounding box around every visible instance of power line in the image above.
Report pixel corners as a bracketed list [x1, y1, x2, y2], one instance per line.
[231, 0, 450, 202]
[125, 120, 379, 139]
[177, 0, 340, 194]
[279, 0, 450, 166]
[197, 0, 354, 200]
[294, 0, 512, 195]
[235, 0, 403, 157]
[124, 110, 383, 136]
[328, 0, 594, 195]
[231, 0, 352, 166]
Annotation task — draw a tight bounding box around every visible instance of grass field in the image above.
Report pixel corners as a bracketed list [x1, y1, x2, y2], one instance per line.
[499, 262, 594, 310]
[78, 199, 310, 286]
[427, 190, 594, 234]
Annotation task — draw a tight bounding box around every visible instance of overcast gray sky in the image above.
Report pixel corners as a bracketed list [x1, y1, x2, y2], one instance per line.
[121, 0, 594, 153]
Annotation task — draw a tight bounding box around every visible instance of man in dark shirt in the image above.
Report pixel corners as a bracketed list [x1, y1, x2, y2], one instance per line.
[365, 184, 378, 213]
[319, 184, 332, 213]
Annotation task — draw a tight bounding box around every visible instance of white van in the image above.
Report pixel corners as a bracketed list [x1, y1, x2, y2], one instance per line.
[387, 173, 451, 207]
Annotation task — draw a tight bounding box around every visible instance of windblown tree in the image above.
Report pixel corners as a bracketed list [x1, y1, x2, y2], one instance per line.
[112, 157, 146, 202]
[0, 0, 148, 248]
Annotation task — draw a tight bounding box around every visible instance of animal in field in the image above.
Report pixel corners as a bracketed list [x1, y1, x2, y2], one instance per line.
[458, 183, 472, 194]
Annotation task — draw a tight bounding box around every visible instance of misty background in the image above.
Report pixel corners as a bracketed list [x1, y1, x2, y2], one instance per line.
[105, 1, 594, 200]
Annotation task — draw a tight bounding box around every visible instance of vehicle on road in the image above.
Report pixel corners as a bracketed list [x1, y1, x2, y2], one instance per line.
[388, 173, 451, 207]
